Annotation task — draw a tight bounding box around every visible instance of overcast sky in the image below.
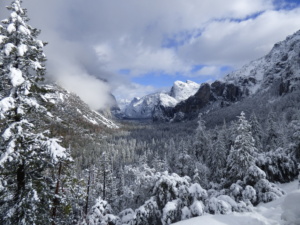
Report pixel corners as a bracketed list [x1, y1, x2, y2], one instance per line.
[1, 0, 300, 109]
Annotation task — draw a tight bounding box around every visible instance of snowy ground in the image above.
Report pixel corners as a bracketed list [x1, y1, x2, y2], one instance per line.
[173, 181, 300, 225]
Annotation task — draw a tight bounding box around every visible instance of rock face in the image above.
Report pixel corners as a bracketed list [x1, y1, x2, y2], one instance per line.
[154, 81, 243, 121]
[124, 93, 178, 119]
[154, 29, 300, 121]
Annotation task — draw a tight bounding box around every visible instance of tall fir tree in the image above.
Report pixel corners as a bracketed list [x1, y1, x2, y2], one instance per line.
[226, 112, 258, 184]
[194, 114, 211, 162]
[209, 124, 228, 182]
[249, 112, 264, 151]
[0, 1, 72, 224]
[265, 112, 281, 151]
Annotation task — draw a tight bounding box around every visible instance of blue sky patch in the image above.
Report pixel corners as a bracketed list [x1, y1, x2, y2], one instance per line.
[273, 0, 300, 10]
[162, 29, 203, 49]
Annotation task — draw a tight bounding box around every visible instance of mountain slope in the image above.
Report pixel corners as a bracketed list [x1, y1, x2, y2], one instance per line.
[155, 29, 300, 122]
[225, 29, 300, 95]
[42, 84, 119, 129]
[34, 83, 120, 159]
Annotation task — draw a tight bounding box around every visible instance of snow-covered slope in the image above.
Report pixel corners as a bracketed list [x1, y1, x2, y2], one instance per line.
[225, 29, 300, 95]
[123, 80, 199, 119]
[173, 181, 300, 225]
[42, 84, 119, 129]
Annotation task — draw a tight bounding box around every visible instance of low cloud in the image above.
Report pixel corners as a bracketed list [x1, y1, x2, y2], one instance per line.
[55, 72, 111, 110]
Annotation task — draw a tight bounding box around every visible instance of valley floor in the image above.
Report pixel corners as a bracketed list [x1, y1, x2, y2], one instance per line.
[173, 181, 300, 225]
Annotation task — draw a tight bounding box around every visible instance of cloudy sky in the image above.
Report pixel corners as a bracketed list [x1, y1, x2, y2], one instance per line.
[1, 0, 300, 109]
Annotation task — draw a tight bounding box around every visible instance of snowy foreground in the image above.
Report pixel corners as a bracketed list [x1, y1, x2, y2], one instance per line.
[173, 181, 300, 225]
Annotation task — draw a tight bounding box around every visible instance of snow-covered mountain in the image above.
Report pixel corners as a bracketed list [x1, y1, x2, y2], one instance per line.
[224, 29, 300, 95]
[154, 29, 300, 122]
[42, 84, 119, 129]
[122, 80, 200, 119]
[124, 93, 178, 119]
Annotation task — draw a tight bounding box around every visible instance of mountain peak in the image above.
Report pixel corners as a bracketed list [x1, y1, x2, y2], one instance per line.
[120, 80, 200, 119]
[170, 80, 200, 102]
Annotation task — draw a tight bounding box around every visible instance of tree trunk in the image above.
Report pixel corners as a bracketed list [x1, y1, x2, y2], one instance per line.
[52, 162, 62, 225]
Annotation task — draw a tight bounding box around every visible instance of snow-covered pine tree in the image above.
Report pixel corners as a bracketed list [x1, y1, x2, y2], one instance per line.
[209, 124, 228, 182]
[0, 1, 72, 224]
[249, 112, 264, 151]
[265, 112, 281, 151]
[176, 140, 192, 177]
[193, 114, 211, 162]
[226, 112, 257, 184]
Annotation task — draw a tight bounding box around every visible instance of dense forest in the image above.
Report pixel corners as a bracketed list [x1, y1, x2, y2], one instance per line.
[0, 1, 300, 225]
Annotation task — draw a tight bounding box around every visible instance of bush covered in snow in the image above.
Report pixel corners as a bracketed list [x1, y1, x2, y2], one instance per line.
[88, 198, 120, 225]
[132, 197, 161, 225]
[254, 179, 285, 203]
[242, 185, 257, 204]
[256, 148, 298, 183]
[153, 172, 191, 209]
[188, 183, 208, 201]
[161, 200, 182, 225]
[118, 208, 135, 225]
[228, 183, 244, 202]
[244, 165, 266, 186]
[189, 200, 204, 217]
[206, 196, 232, 215]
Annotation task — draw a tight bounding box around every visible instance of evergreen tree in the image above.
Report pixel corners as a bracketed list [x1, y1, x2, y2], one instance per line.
[265, 112, 281, 151]
[249, 112, 264, 151]
[176, 140, 192, 177]
[226, 112, 257, 184]
[192, 168, 201, 184]
[290, 119, 300, 160]
[113, 166, 126, 212]
[194, 114, 211, 162]
[152, 151, 168, 172]
[209, 124, 228, 182]
[0, 1, 71, 224]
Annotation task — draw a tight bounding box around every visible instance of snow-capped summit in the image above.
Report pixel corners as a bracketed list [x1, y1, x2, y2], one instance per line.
[124, 93, 178, 119]
[122, 80, 200, 119]
[170, 80, 200, 102]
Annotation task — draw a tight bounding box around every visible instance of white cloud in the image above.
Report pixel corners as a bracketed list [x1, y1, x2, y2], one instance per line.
[178, 8, 300, 68]
[1, 0, 299, 103]
[112, 83, 159, 101]
[95, 41, 189, 76]
[193, 66, 221, 78]
[56, 71, 111, 110]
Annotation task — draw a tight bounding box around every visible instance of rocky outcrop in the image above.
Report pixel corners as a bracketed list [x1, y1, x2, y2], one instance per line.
[154, 81, 243, 121]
